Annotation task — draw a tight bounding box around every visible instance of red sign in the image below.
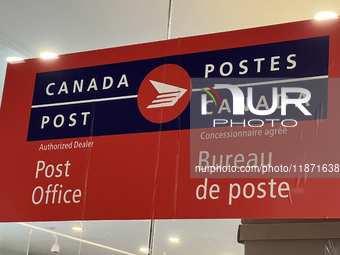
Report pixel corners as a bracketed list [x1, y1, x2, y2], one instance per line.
[0, 18, 340, 222]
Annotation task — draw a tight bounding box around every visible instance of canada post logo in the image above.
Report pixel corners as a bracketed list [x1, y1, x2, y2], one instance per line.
[27, 63, 192, 141]
[27, 36, 329, 141]
[137, 64, 191, 123]
[147, 80, 187, 109]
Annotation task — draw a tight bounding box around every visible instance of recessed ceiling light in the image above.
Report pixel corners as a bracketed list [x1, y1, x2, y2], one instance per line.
[169, 237, 180, 243]
[315, 11, 338, 20]
[72, 226, 83, 232]
[139, 247, 149, 253]
[6, 57, 24, 63]
[40, 52, 58, 59]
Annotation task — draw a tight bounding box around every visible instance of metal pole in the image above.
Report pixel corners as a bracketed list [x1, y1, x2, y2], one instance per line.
[167, 0, 173, 40]
[148, 219, 155, 255]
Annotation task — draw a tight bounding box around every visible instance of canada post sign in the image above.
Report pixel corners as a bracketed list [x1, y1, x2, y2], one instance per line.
[27, 36, 329, 141]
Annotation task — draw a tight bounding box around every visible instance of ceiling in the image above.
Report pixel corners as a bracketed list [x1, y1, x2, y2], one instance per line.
[0, 0, 339, 59]
[0, 1, 339, 255]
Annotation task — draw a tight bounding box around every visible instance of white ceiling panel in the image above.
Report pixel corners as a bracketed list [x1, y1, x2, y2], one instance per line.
[1, 0, 339, 59]
[1, 0, 338, 105]
[170, 0, 340, 38]
[0, 0, 170, 58]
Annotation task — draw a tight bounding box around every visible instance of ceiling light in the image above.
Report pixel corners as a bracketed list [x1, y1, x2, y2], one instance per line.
[139, 248, 149, 253]
[169, 237, 180, 243]
[72, 226, 83, 232]
[40, 52, 58, 59]
[315, 11, 338, 20]
[6, 57, 24, 63]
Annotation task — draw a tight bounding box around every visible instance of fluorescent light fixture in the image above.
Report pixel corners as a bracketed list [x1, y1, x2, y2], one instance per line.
[6, 57, 24, 63]
[72, 226, 83, 232]
[40, 52, 58, 59]
[169, 237, 180, 243]
[315, 11, 338, 20]
[139, 248, 149, 253]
